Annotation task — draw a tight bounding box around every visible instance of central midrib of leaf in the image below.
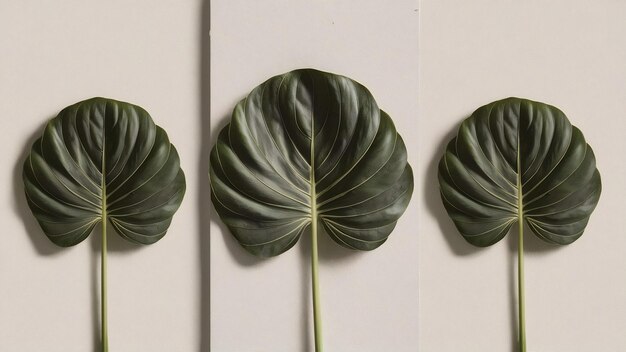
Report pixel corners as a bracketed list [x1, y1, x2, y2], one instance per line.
[101, 116, 107, 222]
[309, 106, 317, 227]
[309, 87, 317, 227]
[517, 121, 523, 224]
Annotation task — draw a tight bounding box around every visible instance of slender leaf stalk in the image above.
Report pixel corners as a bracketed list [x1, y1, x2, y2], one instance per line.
[311, 210, 323, 352]
[518, 216, 525, 352]
[101, 207, 108, 352]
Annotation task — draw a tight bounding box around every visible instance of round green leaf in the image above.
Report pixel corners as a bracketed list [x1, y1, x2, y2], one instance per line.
[438, 97, 601, 247]
[23, 97, 186, 247]
[210, 69, 414, 257]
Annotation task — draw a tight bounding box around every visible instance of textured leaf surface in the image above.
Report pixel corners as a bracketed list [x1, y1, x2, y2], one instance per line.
[439, 97, 601, 247]
[23, 98, 186, 247]
[210, 69, 413, 257]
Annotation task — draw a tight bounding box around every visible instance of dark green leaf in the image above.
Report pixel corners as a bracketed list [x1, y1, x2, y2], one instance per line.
[210, 69, 414, 257]
[438, 97, 601, 247]
[23, 97, 186, 247]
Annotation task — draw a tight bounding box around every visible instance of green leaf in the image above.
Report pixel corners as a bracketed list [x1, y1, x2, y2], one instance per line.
[23, 97, 186, 247]
[438, 97, 601, 247]
[209, 68, 414, 257]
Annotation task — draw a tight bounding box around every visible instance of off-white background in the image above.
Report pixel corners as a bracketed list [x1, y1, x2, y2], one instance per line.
[419, 1, 626, 351]
[2, 1, 625, 352]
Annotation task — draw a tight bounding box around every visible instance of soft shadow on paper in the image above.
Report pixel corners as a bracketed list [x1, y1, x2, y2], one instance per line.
[199, 0, 212, 350]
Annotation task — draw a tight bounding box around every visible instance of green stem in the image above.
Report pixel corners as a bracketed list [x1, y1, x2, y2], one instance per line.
[101, 208, 108, 352]
[311, 210, 323, 352]
[518, 215, 526, 352]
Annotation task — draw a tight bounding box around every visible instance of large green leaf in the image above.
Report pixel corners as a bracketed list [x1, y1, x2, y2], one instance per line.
[438, 97, 601, 247]
[23, 97, 186, 247]
[209, 69, 414, 257]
